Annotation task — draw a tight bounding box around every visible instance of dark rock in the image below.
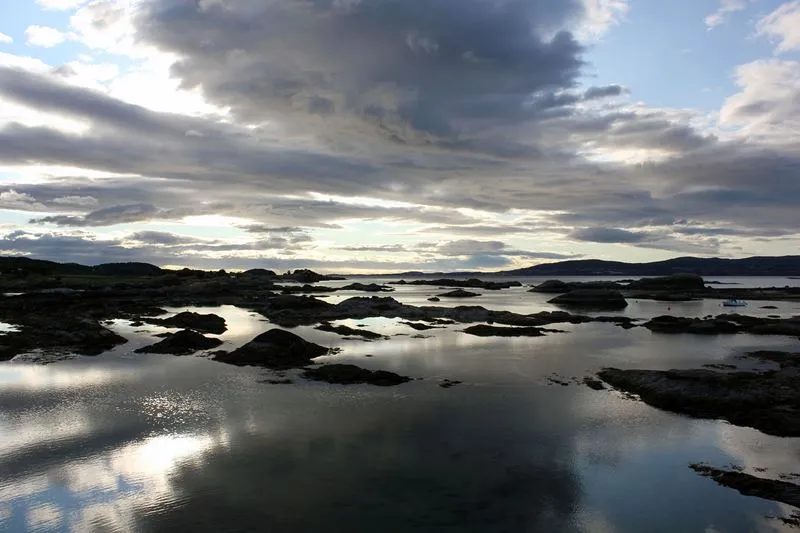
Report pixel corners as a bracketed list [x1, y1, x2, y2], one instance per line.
[242, 268, 277, 277]
[690, 464, 800, 509]
[135, 329, 222, 355]
[598, 362, 800, 437]
[548, 289, 628, 309]
[439, 379, 463, 388]
[463, 324, 551, 337]
[761, 305, 779, 309]
[214, 329, 329, 369]
[280, 269, 344, 283]
[149, 311, 227, 334]
[427, 297, 441, 302]
[643, 316, 742, 334]
[530, 280, 571, 293]
[390, 278, 521, 290]
[583, 377, 606, 390]
[400, 321, 440, 331]
[628, 273, 706, 291]
[437, 289, 481, 298]
[315, 322, 384, 340]
[0, 318, 127, 360]
[302, 364, 411, 386]
[340, 283, 394, 292]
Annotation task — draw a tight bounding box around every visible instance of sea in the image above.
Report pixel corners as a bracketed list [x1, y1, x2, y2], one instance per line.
[1, 276, 800, 532]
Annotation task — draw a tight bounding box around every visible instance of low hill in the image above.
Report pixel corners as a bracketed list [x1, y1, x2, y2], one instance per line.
[502, 256, 800, 277]
[0, 257, 164, 277]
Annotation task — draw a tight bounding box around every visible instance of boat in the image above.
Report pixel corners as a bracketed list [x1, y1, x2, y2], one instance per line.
[722, 299, 748, 307]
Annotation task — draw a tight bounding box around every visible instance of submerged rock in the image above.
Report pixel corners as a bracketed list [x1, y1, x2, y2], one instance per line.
[315, 322, 384, 340]
[136, 329, 223, 355]
[437, 289, 481, 298]
[690, 464, 800, 509]
[149, 311, 227, 334]
[214, 329, 329, 369]
[548, 289, 628, 310]
[463, 324, 551, 337]
[302, 364, 411, 386]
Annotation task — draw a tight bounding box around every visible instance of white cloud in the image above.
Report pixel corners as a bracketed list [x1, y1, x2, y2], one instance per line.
[578, 0, 630, 40]
[24, 25, 67, 48]
[704, 0, 746, 28]
[757, 1, 800, 53]
[719, 59, 800, 143]
[36, 0, 88, 9]
[0, 32, 13, 44]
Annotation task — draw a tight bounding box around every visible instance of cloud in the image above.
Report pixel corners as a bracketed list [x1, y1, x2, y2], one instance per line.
[570, 227, 652, 243]
[32, 204, 187, 227]
[0, 190, 46, 211]
[756, 1, 800, 53]
[125, 231, 202, 246]
[36, 0, 87, 10]
[704, 0, 747, 28]
[0, 33, 13, 44]
[24, 26, 67, 48]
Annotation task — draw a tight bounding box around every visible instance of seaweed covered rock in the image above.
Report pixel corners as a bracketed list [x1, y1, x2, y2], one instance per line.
[214, 329, 329, 369]
[136, 329, 222, 355]
[149, 311, 227, 334]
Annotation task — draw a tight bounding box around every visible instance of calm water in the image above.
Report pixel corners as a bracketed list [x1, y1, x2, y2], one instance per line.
[2, 282, 800, 532]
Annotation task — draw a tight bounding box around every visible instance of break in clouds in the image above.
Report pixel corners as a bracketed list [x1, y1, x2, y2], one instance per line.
[0, 0, 798, 270]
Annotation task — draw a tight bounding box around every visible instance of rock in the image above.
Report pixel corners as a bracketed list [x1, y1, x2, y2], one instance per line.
[690, 464, 800, 509]
[340, 283, 394, 292]
[628, 273, 706, 291]
[463, 324, 551, 337]
[280, 269, 344, 283]
[0, 318, 127, 360]
[437, 289, 481, 298]
[548, 289, 628, 310]
[315, 322, 384, 340]
[427, 297, 441, 302]
[583, 377, 606, 390]
[530, 280, 571, 293]
[302, 364, 412, 386]
[439, 379, 463, 388]
[598, 361, 800, 437]
[400, 321, 440, 331]
[149, 311, 227, 334]
[643, 314, 800, 336]
[135, 329, 223, 355]
[390, 278, 521, 290]
[761, 305, 779, 309]
[242, 268, 277, 277]
[214, 329, 329, 369]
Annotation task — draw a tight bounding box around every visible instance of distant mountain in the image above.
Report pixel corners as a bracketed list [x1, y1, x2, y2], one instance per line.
[0, 257, 164, 277]
[501, 256, 800, 277]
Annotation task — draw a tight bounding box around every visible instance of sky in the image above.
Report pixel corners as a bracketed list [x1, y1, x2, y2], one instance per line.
[0, 0, 798, 273]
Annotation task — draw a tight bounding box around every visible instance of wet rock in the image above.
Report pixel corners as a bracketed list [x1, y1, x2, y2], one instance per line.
[463, 324, 552, 337]
[583, 377, 606, 390]
[0, 318, 127, 360]
[135, 329, 223, 355]
[439, 379, 463, 388]
[214, 329, 329, 369]
[761, 305, 779, 309]
[437, 289, 481, 298]
[340, 283, 394, 292]
[548, 289, 628, 310]
[315, 322, 385, 340]
[302, 364, 412, 386]
[427, 297, 441, 302]
[643, 314, 800, 337]
[690, 464, 800, 509]
[598, 361, 800, 437]
[148, 311, 227, 334]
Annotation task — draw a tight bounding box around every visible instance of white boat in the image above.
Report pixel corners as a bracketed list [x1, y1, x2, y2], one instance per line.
[722, 299, 748, 307]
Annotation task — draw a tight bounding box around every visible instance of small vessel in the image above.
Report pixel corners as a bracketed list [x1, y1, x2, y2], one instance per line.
[721, 299, 748, 307]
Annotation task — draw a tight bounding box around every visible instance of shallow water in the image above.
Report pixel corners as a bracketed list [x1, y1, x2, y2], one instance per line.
[2, 291, 800, 532]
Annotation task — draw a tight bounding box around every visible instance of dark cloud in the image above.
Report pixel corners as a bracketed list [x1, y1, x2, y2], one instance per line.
[137, 0, 586, 146]
[570, 227, 653, 243]
[31, 204, 188, 227]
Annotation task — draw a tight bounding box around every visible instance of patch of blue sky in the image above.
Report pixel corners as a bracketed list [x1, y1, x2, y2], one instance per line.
[583, 0, 776, 112]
